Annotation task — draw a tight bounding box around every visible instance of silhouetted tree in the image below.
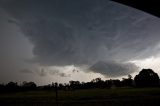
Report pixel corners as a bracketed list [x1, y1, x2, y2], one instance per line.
[69, 81, 80, 89]
[58, 83, 65, 90]
[0, 84, 5, 92]
[22, 81, 37, 91]
[121, 75, 133, 87]
[111, 79, 121, 87]
[134, 69, 159, 87]
[6, 82, 19, 92]
[91, 78, 104, 88]
[91, 78, 102, 83]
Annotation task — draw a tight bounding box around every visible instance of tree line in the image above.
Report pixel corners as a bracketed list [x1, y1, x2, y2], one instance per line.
[0, 69, 159, 93]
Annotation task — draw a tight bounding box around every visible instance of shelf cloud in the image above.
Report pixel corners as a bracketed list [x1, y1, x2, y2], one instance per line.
[1, 0, 160, 78]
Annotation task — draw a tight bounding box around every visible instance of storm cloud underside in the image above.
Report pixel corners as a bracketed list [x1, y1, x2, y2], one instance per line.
[1, 0, 160, 77]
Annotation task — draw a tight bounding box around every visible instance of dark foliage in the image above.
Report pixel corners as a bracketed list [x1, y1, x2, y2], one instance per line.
[21, 81, 37, 91]
[0, 69, 159, 92]
[121, 75, 133, 87]
[134, 69, 159, 87]
[5, 82, 19, 92]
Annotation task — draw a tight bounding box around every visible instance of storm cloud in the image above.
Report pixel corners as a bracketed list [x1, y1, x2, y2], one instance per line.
[90, 61, 138, 77]
[19, 69, 33, 74]
[1, 0, 160, 77]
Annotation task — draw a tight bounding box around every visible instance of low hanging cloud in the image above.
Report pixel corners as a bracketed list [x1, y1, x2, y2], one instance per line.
[90, 61, 139, 77]
[1, 0, 160, 77]
[19, 69, 33, 74]
[35, 66, 73, 77]
[58, 73, 71, 77]
[49, 70, 71, 77]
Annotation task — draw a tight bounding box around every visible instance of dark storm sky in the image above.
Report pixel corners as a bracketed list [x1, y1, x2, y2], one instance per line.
[1, 0, 160, 84]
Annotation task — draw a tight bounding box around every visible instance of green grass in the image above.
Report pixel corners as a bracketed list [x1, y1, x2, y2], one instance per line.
[1, 88, 160, 106]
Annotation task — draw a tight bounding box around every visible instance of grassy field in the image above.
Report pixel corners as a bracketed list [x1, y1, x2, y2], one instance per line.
[0, 87, 160, 106]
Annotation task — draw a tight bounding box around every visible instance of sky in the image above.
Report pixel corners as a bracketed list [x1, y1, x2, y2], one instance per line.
[1, 0, 160, 85]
